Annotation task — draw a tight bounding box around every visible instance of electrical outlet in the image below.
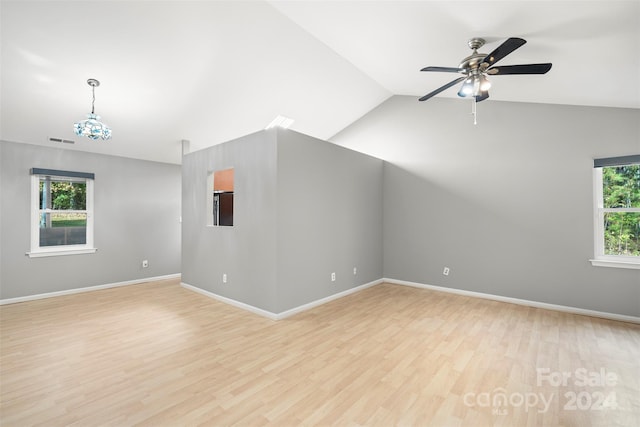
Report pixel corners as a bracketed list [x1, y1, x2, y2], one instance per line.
[223, 273, 227, 283]
[353, 267, 357, 275]
[331, 272, 336, 282]
[142, 260, 149, 268]
[443, 267, 450, 276]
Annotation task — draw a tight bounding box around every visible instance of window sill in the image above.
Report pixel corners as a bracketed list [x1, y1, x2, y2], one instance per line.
[27, 248, 97, 258]
[589, 258, 640, 270]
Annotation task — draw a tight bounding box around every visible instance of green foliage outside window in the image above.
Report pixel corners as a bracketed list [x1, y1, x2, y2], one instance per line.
[602, 165, 640, 256]
[39, 180, 87, 228]
[39, 181, 86, 210]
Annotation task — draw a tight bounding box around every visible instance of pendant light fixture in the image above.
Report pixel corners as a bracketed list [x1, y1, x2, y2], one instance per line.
[73, 78, 112, 140]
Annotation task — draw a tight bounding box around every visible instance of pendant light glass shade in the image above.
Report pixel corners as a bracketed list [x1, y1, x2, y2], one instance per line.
[74, 113, 112, 140]
[74, 79, 111, 140]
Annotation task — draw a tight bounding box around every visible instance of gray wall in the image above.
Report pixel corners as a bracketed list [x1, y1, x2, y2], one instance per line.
[181, 130, 279, 312]
[276, 130, 383, 312]
[0, 140, 181, 299]
[181, 129, 383, 314]
[331, 96, 640, 317]
[5, 96, 637, 318]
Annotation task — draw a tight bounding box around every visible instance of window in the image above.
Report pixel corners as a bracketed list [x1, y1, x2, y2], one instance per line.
[28, 168, 96, 257]
[591, 155, 640, 269]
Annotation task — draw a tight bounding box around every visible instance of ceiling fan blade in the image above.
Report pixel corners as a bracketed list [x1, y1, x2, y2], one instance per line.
[486, 63, 552, 75]
[475, 90, 489, 102]
[419, 76, 466, 101]
[421, 66, 464, 73]
[481, 37, 526, 67]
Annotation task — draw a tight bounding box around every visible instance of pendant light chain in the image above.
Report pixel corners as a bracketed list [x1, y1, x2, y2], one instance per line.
[91, 84, 96, 115]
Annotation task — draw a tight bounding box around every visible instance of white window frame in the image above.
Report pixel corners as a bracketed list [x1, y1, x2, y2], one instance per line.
[590, 165, 640, 269]
[27, 172, 97, 258]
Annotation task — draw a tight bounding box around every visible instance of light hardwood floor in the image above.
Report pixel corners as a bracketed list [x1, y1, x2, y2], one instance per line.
[1, 278, 639, 426]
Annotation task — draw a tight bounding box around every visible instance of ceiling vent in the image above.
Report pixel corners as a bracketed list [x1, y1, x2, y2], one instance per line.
[49, 137, 75, 144]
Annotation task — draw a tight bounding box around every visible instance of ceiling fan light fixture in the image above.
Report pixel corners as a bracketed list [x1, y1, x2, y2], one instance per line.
[479, 75, 491, 91]
[74, 78, 111, 141]
[459, 77, 474, 97]
[458, 74, 491, 98]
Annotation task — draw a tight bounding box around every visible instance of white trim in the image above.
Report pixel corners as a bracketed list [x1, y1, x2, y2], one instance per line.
[384, 278, 640, 325]
[180, 278, 384, 321]
[5, 274, 635, 324]
[206, 172, 214, 227]
[0, 274, 181, 305]
[30, 174, 39, 251]
[275, 279, 383, 320]
[30, 174, 95, 255]
[86, 179, 94, 248]
[602, 208, 640, 213]
[180, 282, 279, 320]
[593, 167, 604, 258]
[589, 258, 640, 269]
[592, 166, 640, 268]
[38, 209, 89, 214]
[27, 247, 98, 258]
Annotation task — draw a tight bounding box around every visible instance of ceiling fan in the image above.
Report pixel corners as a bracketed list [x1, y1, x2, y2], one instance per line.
[419, 37, 552, 104]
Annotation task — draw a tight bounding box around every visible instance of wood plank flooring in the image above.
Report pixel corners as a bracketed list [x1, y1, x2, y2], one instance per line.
[1, 278, 639, 426]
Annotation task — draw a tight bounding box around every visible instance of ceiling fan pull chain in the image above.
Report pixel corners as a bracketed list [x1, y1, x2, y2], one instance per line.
[472, 97, 477, 125]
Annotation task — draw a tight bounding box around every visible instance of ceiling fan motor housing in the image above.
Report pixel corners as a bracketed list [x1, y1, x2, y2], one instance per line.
[459, 53, 487, 74]
[459, 38, 489, 73]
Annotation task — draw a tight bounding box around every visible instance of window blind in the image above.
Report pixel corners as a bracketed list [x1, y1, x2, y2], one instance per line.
[593, 155, 640, 168]
[30, 168, 95, 180]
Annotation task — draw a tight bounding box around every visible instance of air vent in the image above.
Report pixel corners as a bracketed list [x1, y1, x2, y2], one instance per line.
[49, 137, 75, 144]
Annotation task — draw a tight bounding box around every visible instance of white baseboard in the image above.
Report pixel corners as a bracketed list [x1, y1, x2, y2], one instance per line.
[275, 279, 383, 320]
[0, 274, 181, 305]
[384, 278, 640, 325]
[181, 278, 384, 321]
[180, 282, 279, 320]
[5, 274, 635, 325]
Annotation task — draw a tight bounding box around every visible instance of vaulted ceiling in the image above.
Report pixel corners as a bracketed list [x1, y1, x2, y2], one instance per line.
[1, 1, 638, 164]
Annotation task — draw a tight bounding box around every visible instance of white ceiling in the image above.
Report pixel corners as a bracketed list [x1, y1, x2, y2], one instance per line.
[1, 1, 638, 164]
